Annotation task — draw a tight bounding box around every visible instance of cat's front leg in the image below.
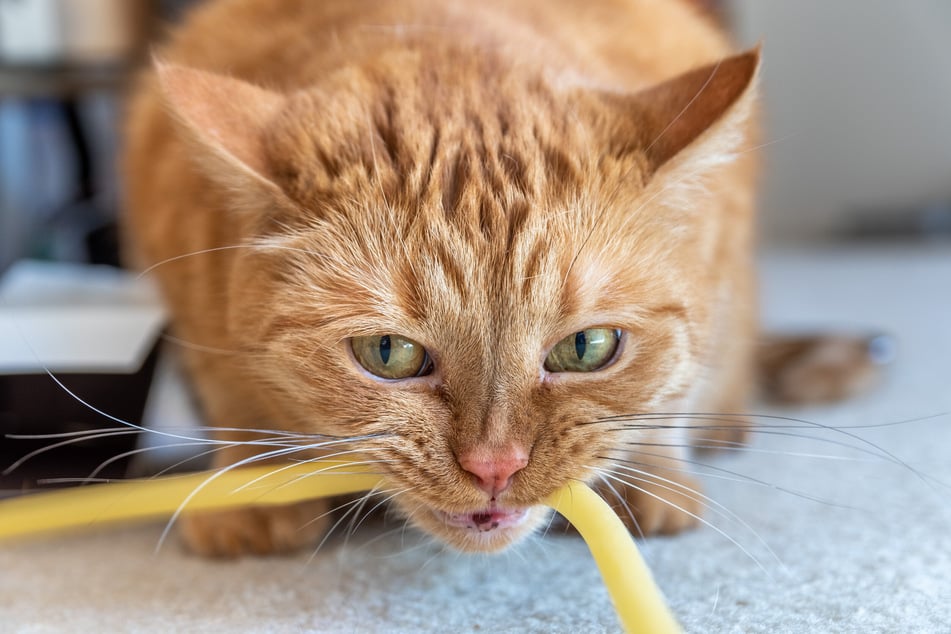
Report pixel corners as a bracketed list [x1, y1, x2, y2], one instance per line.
[179, 442, 330, 557]
[180, 498, 330, 557]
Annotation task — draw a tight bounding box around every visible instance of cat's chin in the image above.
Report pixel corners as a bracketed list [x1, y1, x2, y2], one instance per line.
[410, 503, 549, 553]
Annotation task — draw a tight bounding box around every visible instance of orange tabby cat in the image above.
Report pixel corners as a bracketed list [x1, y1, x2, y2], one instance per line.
[123, 0, 760, 556]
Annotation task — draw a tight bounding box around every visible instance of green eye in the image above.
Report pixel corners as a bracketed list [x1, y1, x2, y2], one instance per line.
[351, 334, 433, 379]
[545, 328, 621, 373]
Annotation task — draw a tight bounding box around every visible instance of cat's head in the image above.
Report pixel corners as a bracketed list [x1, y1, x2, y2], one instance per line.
[156, 47, 759, 551]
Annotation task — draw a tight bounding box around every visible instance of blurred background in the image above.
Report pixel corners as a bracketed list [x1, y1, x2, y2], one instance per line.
[2, 0, 950, 271]
[0, 0, 948, 488]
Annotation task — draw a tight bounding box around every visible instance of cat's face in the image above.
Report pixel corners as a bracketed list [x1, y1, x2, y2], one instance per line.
[159, 49, 757, 551]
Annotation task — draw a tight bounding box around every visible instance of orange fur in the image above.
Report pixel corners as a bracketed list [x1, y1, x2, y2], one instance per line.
[123, 0, 759, 555]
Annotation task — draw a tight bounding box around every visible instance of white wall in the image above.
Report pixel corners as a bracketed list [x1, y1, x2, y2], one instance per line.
[729, 1, 951, 242]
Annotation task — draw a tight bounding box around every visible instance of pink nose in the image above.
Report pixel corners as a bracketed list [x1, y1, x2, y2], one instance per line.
[457, 446, 529, 496]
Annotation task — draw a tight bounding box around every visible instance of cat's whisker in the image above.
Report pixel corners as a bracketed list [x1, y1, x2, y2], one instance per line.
[595, 409, 947, 430]
[418, 540, 450, 573]
[35, 477, 115, 485]
[342, 483, 388, 548]
[594, 469, 775, 577]
[229, 444, 391, 495]
[148, 443, 247, 478]
[590, 462, 786, 571]
[601, 413, 924, 474]
[301, 488, 380, 530]
[307, 491, 374, 563]
[610, 449, 870, 513]
[604, 450, 782, 487]
[90, 436, 373, 486]
[4, 424, 347, 476]
[349, 485, 418, 538]
[300, 485, 409, 559]
[3, 365, 350, 476]
[4, 429, 144, 475]
[304, 478, 413, 561]
[7, 424, 318, 441]
[84, 441, 217, 483]
[354, 523, 434, 559]
[154, 443, 349, 552]
[619, 438, 886, 463]
[594, 472, 647, 542]
[539, 497, 562, 541]
[7, 427, 149, 440]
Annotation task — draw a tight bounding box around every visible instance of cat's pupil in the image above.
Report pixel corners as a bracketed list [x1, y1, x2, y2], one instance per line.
[575, 331, 587, 360]
[380, 335, 391, 364]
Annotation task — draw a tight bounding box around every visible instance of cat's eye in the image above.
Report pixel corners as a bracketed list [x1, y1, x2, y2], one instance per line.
[351, 334, 433, 380]
[544, 328, 621, 373]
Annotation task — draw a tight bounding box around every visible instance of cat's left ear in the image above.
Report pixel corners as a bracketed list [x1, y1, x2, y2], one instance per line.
[605, 47, 761, 177]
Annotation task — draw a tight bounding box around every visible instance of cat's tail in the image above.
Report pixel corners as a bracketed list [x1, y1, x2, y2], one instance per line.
[756, 332, 896, 405]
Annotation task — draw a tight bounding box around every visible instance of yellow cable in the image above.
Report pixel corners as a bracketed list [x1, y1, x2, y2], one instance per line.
[0, 461, 680, 633]
[544, 481, 681, 633]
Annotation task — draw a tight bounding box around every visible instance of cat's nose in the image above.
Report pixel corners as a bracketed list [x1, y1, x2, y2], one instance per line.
[457, 445, 529, 497]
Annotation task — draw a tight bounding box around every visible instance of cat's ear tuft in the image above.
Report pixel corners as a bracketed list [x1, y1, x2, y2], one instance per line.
[611, 47, 761, 175]
[155, 62, 286, 197]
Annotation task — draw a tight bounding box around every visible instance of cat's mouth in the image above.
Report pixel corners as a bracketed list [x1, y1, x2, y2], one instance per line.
[407, 500, 548, 551]
[432, 505, 529, 532]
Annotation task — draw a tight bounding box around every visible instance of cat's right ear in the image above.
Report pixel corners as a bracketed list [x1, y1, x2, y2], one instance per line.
[155, 62, 288, 208]
[599, 48, 761, 179]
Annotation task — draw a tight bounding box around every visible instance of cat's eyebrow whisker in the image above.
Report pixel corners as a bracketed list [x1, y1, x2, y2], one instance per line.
[159, 332, 237, 355]
[136, 243, 339, 279]
[590, 462, 785, 571]
[643, 58, 723, 155]
[594, 469, 774, 577]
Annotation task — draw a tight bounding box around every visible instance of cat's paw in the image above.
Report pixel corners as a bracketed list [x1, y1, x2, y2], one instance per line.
[179, 499, 329, 557]
[598, 474, 703, 536]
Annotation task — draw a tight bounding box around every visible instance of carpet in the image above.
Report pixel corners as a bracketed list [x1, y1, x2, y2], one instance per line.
[1, 244, 949, 633]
